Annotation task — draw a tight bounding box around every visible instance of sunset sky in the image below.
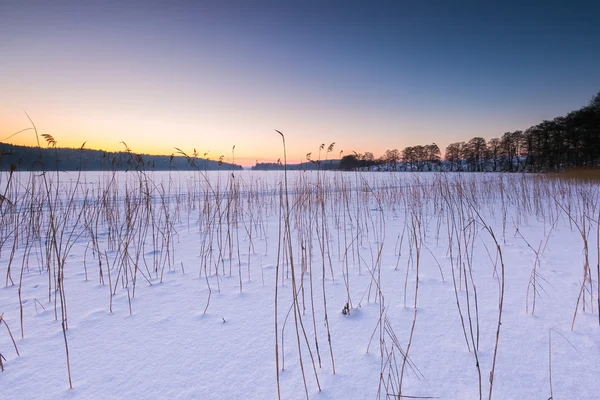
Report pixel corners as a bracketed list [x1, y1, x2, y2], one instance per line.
[1, 0, 599, 167]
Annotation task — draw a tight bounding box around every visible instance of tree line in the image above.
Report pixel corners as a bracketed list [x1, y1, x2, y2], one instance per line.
[0, 143, 242, 171]
[340, 91, 600, 172]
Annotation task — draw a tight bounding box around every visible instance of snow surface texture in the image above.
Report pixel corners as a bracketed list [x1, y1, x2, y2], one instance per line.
[1, 170, 599, 399]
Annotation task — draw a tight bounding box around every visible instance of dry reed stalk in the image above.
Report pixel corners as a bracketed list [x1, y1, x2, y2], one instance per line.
[25, 114, 73, 388]
[0, 313, 20, 357]
[550, 192, 594, 330]
[442, 184, 471, 353]
[316, 165, 336, 374]
[277, 130, 321, 398]
[473, 208, 505, 400]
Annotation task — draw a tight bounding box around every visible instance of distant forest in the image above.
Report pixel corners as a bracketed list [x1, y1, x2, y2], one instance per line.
[251, 159, 339, 171]
[0, 143, 242, 171]
[340, 91, 600, 172]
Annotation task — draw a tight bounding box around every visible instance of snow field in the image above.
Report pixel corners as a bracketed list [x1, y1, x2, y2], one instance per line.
[1, 170, 599, 399]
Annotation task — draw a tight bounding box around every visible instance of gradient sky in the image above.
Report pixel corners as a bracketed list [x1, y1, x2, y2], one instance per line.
[1, 0, 599, 166]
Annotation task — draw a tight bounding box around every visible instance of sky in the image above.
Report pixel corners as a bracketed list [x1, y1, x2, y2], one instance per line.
[1, 0, 599, 167]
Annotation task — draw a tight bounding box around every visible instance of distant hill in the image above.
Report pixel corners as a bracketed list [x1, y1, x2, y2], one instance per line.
[0, 143, 242, 171]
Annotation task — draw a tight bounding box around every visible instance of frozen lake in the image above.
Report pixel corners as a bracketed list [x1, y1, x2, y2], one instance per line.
[1, 170, 598, 399]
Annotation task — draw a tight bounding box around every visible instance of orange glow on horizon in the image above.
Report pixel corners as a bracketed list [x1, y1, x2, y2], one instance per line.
[1, 100, 540, 169]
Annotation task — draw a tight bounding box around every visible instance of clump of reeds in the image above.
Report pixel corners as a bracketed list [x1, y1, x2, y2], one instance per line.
[547, 168, 600, 182]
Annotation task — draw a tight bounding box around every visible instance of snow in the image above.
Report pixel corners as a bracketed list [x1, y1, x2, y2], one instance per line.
[1, 170, 599, 399]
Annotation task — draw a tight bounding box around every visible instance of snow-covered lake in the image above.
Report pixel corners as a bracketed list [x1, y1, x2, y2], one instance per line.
[1, 170, 598, 399]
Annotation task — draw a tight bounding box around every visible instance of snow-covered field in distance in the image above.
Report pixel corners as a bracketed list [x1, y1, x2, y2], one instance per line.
[1, 170, 598, 399]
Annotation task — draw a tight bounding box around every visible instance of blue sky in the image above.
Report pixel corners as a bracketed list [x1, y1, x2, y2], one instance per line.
[1, 0, 599, 165]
